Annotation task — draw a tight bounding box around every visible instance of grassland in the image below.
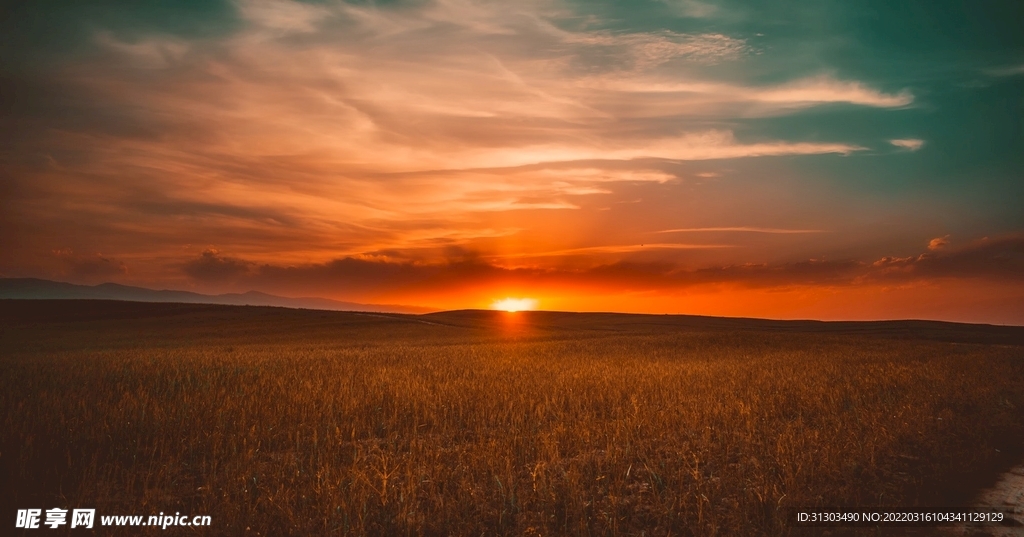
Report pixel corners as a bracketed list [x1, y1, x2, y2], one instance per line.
[2, 300, 1024, 536]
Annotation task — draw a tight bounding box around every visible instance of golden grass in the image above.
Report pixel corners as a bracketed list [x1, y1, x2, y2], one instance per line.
[2, 301, 1024, 536]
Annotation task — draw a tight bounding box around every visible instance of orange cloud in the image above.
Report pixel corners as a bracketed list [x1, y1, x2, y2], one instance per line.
[656, 227, 826, 234]
[928, 235, 951, 251]
[163, 234, 1024, 324]
[177, 235, 1024, 304]
[890, 139, 925, 151]
[4, 0, 1012, 326]
[52, 249, 128, 282]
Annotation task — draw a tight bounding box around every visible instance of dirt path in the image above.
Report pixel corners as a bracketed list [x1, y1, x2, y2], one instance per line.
[944, 463, 1024, 536]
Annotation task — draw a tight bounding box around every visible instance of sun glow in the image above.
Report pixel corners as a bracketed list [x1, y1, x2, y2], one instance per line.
[491, 298, 538, 312]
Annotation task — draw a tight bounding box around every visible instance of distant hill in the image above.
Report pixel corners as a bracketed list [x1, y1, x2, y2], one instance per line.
[0, 278, 433, 314]
[423, 309, 1024, 345]
[2, 299, 1022, 346]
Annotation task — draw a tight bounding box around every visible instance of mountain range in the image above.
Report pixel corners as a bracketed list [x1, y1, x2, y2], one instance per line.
[0, 278, 434, 314]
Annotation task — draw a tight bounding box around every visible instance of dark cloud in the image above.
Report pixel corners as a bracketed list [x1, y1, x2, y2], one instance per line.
[53, 248, 128, 281]
[180, 235, 1024, 298]
[689, 258, 865, 287]
[868, 235, 1024, 282]
[251, 257, 517, 296]
[182, 249, 254, 282]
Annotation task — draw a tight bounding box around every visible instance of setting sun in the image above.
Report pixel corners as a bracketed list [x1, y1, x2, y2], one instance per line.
[491, 298, 538, 312]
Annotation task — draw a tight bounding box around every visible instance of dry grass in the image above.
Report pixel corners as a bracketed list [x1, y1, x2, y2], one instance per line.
[2, 300, 1024, 536]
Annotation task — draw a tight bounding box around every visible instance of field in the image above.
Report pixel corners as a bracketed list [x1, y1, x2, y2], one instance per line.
[3, 300, 1024, 536]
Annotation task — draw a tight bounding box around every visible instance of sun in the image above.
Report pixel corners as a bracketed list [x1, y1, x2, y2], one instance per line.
[491, 297, 538, 312]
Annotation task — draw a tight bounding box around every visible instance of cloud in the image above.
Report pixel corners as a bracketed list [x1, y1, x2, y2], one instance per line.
[686, 258, 866, 287]
[985, 64, 1024, 77]
[176, 249, 850, 299]
[445, 130, 865, 169]
[0, 0, 943, 291]
[177, 235, 1024, 302]
[655, 227, 825, 234]
[53, 248, 128, 281]
[94, 32, 191, 69]
[568, 31, 749, 68]
[488, 242, 734, 261]
[928, 235, 950, 251]
[235, 0, 332, 33]
[182, 249, 255, 282]
[655, 0, 718, 18]
[867, 235, 1024, 283]
[20, 1, 891, 176]
[890, 139, 925, 151]
[752, 76, 913, 108]
[582, 75, 914, 117]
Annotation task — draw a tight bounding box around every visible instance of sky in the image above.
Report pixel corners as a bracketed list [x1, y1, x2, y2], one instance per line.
[1, 0, 1023, 323]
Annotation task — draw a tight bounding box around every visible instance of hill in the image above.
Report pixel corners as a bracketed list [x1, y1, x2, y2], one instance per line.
[0, 277, 432, 314]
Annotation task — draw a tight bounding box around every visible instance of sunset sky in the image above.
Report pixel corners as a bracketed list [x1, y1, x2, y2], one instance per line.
[2, 0, 1023, 322]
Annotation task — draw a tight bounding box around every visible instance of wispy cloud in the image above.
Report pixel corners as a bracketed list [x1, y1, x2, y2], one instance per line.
[928, 235, 950, 251]
[1, 0, 954, 298]
[655, 227, 826, 234]
[752, 76, 913, 108]
[567, 30, 749, 68]
[655, 0, 719, 18]
[581, 75, 913, 117]
[866, 235, 1024, 283]
[52, 248, 129, 282]
[488, 242, 735, 259]
[985, 64, 1024, 77]
[176, 235, 1024, 303]
[890, 139, 925, 151]
[236, 0, 331, 33]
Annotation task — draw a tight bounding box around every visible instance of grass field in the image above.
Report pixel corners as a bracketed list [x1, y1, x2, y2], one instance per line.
[3, 300, 1024, 536]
